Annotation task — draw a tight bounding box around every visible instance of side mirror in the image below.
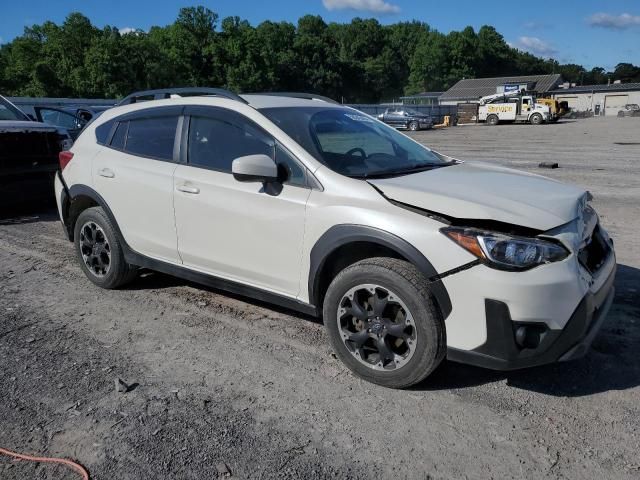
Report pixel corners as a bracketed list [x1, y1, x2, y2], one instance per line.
[232, 154, 278, 183]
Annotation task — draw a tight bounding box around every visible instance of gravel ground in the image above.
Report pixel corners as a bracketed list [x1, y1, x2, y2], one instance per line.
[1, 117, 639, 479]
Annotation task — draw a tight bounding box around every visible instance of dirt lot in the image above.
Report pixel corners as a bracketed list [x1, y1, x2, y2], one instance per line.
[1, 117, 639, 479]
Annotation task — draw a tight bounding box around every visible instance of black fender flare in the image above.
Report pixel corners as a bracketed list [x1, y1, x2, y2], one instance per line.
[67, 184, 129, 249]
[308, 225, 452, 319]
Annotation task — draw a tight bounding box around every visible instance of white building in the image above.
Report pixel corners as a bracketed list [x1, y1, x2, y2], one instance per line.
[548, 83, 640, 116]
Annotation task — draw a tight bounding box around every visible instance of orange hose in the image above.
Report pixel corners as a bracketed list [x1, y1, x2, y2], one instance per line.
[0, 447, 89, 480]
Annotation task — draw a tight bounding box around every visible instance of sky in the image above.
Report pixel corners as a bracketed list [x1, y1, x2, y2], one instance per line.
[1, 0, 639, 71]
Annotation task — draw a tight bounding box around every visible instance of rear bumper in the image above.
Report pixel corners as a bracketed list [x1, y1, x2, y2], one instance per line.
[447, 260, 616, 371]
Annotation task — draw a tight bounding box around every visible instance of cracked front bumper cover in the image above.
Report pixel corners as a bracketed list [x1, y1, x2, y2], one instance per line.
[446, 262, 616, 371]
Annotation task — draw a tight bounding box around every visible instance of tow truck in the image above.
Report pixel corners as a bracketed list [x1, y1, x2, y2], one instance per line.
[478, 91, 550, 125]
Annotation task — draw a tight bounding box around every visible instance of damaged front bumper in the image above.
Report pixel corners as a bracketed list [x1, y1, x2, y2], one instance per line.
[441, 219, 616, 371]
[446, 260, 615, 370]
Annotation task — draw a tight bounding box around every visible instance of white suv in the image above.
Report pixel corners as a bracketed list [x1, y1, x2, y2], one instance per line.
[54, 89, 616, 388]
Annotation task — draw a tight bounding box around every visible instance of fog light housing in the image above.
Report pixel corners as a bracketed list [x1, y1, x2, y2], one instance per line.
[514, 325, 542, 349]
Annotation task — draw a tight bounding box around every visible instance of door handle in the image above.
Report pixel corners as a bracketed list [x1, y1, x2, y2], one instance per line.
[176, 184, 200, 194]
[98, 168, 115, 178]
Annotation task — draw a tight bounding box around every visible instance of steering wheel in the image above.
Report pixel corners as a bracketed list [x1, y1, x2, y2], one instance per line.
[345, 147, 366, 158]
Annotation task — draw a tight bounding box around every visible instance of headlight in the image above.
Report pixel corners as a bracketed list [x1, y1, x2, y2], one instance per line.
[441, 227, 569, 271]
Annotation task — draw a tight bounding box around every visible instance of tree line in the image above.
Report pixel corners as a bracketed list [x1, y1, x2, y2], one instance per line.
[1, 6, 638, 103]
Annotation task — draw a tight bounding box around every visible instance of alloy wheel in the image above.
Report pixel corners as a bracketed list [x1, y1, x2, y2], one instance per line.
[79, 221, 111, 277]
[337, 284, 417, 371]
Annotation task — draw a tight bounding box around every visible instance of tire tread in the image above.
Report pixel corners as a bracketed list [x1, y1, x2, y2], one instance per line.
[74, 206, 137, 289]
[324, 257, 446, 388]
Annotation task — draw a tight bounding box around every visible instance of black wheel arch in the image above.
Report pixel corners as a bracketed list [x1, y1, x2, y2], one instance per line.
[309, 225, 452, 320]
[65, 184, 126, 246]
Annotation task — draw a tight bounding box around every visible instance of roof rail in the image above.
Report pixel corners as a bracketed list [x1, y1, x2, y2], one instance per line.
[245, 92, 341, 105]
[117, 87, 248, 106]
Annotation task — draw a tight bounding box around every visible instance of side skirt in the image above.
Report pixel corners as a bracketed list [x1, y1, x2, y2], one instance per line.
[124, 248, 319, 318]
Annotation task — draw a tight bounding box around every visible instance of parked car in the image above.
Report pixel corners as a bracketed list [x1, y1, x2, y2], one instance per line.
[54, 89, 616, 388]
[29, 105, 112, 140]
[377, 107, 433, 131]
[0, 95, 73, 212]
[617, 104, 640, 117]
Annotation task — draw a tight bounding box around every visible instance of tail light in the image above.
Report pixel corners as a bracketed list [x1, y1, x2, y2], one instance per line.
[59, 151, 74, 171]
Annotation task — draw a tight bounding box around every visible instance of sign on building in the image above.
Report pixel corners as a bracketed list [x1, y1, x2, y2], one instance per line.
[498, 82, 535, 94]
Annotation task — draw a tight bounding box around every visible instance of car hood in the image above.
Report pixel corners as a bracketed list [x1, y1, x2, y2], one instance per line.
[368, 161, 588, 231]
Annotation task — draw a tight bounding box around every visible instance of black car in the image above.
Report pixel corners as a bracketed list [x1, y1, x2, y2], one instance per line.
[377, 107, 434, 131]
[0, 95, 72, 212]
[22, 104, 112, 140]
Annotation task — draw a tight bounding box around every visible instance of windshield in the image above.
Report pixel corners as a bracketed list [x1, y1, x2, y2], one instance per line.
[0, 97, 29, 121]
[260, 107, 450, 178]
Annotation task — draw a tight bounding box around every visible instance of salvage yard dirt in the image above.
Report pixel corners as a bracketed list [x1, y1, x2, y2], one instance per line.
[1, 117, 639, 479]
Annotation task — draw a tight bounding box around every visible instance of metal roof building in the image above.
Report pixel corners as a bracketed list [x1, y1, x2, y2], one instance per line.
[439, 74, 563, 105]
[548, 82, 640, 94]
[548, 82, 640, 116]
[399, 92, 444, 106]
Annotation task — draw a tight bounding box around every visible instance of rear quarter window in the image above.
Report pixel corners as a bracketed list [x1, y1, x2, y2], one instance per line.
[110, 121, 128, 150]
[95, 120, 115, 145]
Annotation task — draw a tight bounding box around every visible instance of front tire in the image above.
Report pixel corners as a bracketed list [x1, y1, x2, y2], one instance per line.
[74, 207, 137, 289]
[530, 113, 543, 125]
[408, 121, 419, 131]
[323, 258, 445, 388]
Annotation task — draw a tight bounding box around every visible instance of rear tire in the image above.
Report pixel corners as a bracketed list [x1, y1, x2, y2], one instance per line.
[530, 113, 543, 125]
[74, 207, 137, 289]
[486, 114, 499, 126]
[323, 257, 445, 388]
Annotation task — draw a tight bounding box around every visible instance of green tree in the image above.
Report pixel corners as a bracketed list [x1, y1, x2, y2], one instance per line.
[445, 27, 477, 86]
[292, 15, 341, 98]
[406, 31, 449, 94]
[613, 63, 640, 83]
[0, 7, 635, 101]
[219, 16, 267, 91]
[584, 67, 609, 85]
[166, 6, 222, 86]
[476, 26, 513, 77]
[254, 21, 297, 91]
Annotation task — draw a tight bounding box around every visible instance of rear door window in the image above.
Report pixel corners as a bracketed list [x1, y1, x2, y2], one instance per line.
[123, 116, 178, 161]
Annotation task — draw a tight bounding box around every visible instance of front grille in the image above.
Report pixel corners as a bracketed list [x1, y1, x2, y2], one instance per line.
[578, 225, 610, 274]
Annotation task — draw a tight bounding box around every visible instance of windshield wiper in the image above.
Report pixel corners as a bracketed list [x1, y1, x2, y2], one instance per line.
[354, 162, 451, 179]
